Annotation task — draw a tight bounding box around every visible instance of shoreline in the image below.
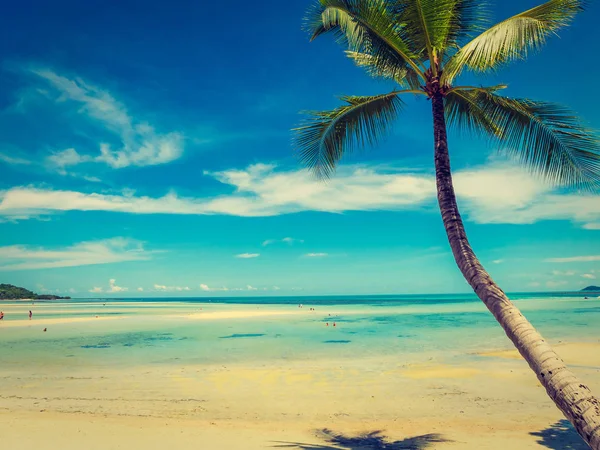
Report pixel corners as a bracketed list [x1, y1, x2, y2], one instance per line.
[1, 297, 597, 449]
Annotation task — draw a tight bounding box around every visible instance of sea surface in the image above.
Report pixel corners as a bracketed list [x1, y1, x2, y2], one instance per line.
[1, 292, 599, 370]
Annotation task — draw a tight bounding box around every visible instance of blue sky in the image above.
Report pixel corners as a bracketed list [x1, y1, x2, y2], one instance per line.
[0, 0, 599, 297]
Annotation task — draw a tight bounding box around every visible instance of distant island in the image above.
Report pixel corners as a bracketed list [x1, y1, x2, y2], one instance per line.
[581, 286, 600, 292]
[0, 284, 71, 300]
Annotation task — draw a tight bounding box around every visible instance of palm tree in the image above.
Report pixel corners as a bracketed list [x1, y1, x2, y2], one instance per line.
[292, 0, 600, 447]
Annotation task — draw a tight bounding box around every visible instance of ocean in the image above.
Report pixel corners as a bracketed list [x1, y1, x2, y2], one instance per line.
[1, 292, 598, 370]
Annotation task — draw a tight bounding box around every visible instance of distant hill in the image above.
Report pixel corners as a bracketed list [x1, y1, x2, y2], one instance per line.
[581, 286, 600, 292]
[0, 284, 71, 300]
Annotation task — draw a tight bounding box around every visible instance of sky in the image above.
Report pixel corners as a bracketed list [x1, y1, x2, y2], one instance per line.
[0, 0, 599, 297]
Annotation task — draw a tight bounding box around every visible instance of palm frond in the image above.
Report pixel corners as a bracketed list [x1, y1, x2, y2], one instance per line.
[305, 0, 425, 87]
[447, 87, 600, 189]
[445, 85, 506, 137]
[443, 0, 584, 83]
[293, 91, 404, 179]
[345, 50, 414, 85]
[394, 0, 487, 66]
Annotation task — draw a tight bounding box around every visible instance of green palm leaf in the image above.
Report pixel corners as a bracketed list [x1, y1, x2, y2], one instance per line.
[445, 85, 506, 137]
[447, 87, 600, 188]
[394, 0, 487, 67]
[293, 92, 404, 179]
[443, 0, 583, 83]
[345, 50, 413, 85]
[305, 0, 425, 86]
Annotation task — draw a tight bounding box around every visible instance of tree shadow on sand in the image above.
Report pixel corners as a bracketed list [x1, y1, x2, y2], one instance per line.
[530, 420, 588, 450]
[273, 429, 450, 449]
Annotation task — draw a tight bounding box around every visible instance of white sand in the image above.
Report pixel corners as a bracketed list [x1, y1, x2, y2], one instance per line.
[1, 343, 598, 449]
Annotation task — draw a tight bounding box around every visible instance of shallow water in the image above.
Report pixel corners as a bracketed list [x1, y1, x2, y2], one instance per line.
[1, 293, 599, 371]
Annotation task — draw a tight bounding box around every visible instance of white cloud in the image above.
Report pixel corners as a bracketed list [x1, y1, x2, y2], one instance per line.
[47, 148, 91, 173]
[30, 68, 184, 169]
[305, 253, 328, 257]
[0, 152, 31, 165]
[83, 175, 102, 183]
[236, 253, 260, 259]
[0, 164, 435, 219]
[0, 237, 153, 271]
[1, 161, 599, 228]
[108, 278, 127, 293]
[246, 285, 258, 291]
[545, 255, 600, 263]
[273, 286, 280, 290]
[582, 273, 597, 279]
[492, 259, 504, 264]
[452, 165, 600, 226]
[546, 280, 568, 288]
[137, 287, 144, 292]
[551, 270, 576, 276]
[582, 223, 600, 230]
[153, 284, 191, 292]
[262, 237, 304, 246]
[200, 283, 229, 292]
[89, 286, 103, 293]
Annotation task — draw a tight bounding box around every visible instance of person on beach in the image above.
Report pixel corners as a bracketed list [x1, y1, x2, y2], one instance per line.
[29, 310, 32, 320]
[0, 311, 4, 320]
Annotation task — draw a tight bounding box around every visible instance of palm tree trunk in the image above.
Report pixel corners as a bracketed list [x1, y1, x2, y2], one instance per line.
[431, 92, 600, 449]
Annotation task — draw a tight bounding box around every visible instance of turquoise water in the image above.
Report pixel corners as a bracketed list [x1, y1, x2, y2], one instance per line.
[1, 292, 599, 370]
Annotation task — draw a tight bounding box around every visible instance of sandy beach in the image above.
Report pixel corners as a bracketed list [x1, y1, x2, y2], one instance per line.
[2, 344, 599, 449]
[1, 297, 598, 449]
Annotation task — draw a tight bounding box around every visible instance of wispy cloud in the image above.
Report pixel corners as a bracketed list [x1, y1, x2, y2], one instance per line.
[89, 286, 103, 293]
[551, 270, 576, 276]
[0, 237, 153, 271]
[0, 163, 434, 219]
[235, 253, 260, 259]
[1, 161, 599, 228]
[262, 237, 304, 246]
[582, 273, 597, 279]
[305, 253, 328, 257]
[492, 259, 504, 264]
[46, 148, 91, 174]
[544, 255, 600, 263]
[29, 68, 184, 169]
[153, 284, 191, 292]
[200, 283, 282, 292]
[0, 152, 32, 165]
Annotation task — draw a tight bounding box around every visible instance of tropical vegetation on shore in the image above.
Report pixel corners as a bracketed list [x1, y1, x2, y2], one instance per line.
[0, 283, 70, 300]
[293, 0, 600, 447]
